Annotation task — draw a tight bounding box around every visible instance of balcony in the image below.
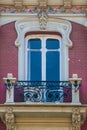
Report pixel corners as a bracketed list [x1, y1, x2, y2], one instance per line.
[1, 74, 87, 130]
[3, 73, 82, 104]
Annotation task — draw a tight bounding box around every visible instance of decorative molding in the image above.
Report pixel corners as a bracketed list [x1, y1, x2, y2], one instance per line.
[72, 107, 81, 130]
[0, 0, 87, 5]
[0, 6, 86, 14]
[15, 18, 72, 80]
[15, 18, 72, 47]
[14, 0, 23, 7]
[39, 0, 48, 8]
[0, 13, 86, 27]
[0, 105, 86, 130]
[63, 0, 72, 8]
[38, 11, 48, 30]
[5, 107, 16, 130]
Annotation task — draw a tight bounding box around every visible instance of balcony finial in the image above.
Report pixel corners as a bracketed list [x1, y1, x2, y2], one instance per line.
[69, 74, 82, 104]
[3, 73, 16, 103]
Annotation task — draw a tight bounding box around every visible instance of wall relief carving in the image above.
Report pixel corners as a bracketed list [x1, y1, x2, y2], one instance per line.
[4, 107, 16, 130]
[38, 10, 48, 30]
[39, 0, 48, 8]
[72, 107, 81, 130]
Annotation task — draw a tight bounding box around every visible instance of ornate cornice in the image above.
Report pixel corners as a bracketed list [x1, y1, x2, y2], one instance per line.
[0, 0, 87, 6]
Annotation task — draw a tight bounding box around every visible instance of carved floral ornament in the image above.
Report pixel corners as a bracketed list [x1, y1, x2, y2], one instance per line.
[15, 18, 72, 47]
[14, 0, 72, 8]
[14, 0, 23, 7]
[38, 0, 48, 7]
[38, 11, 48, 30]
[4, 107, 16, 130]
[72, 108, 81, 130]
[63, 0, 72, 8]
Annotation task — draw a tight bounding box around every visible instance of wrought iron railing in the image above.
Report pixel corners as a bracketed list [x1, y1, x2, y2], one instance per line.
[15, 81, 72, 102]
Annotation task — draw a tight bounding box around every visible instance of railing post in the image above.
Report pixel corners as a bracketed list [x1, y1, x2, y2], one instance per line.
[69, 74, 82, 104]
[3, 73, 16, 103]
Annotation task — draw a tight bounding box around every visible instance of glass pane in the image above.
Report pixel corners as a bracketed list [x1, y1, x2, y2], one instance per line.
[28, 51, 42, 80]
[46, 39, 60, 49]
[28, 39, 41, 49]
[46, 51, 60, 81]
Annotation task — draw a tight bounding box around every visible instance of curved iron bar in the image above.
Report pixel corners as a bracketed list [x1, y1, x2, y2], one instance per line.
[15, 81, 72, 102]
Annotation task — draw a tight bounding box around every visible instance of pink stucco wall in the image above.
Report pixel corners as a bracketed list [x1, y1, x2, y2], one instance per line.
[0, 22, 18, 104]
[0, 21, 87, 103]
[69, 22, 87, 104]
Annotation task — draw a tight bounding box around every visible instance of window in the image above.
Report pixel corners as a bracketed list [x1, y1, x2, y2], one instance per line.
[25, 35, 61, 81]
[24, 35, 64, 102]
[15, 18, 72, 102]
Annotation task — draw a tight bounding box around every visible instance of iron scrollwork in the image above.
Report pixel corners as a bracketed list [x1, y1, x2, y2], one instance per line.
[15, 81, 71, 102]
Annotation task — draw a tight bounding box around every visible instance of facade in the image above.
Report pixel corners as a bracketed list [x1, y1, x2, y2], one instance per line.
[0, 0, 87, 130]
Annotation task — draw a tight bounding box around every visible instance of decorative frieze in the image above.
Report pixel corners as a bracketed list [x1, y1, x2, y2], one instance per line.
[0, 6, 86, 14]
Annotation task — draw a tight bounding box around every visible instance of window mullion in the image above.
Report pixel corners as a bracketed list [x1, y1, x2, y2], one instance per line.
[42, 38, 46, 81]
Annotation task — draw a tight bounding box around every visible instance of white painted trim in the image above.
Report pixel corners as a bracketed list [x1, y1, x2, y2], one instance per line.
[15, 18, 72, 80]
[25, 35, 62, 81]
[0, 13, 87, 26]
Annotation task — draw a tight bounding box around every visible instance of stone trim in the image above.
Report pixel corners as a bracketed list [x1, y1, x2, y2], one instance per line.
[1, 107, 17, 130]
[0, 0, 87, 5]
[0, 105, 86, 130]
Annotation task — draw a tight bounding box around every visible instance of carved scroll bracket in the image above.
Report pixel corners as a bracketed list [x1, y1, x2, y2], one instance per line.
[4, 107, 17, 130]
[72, 107, 81, 130]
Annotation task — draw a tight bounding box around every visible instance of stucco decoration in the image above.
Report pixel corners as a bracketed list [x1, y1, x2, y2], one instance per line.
[14, 0, 23, 7]
[0, 6, 86, 14]
[72, 107, 81, 130]
[15, 18, 72, 47]
[39, 0, 48, 7]
[38, 10, 48, 30]
[4, 107, 16, 130]
[15, 17, 72, 80]
[63, 0, 72, 8]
